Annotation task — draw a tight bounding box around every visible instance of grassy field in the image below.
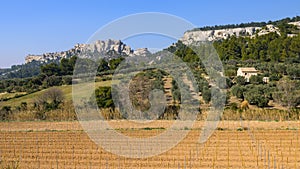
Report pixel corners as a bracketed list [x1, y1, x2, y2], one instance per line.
[0, 120, 300, 168]
[0, 92, 26, 100]
[0, 80, 113, 107]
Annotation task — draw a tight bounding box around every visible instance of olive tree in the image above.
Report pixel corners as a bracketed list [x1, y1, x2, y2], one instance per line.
[35, 87, 64, 111]
[273, 78, 300, 109]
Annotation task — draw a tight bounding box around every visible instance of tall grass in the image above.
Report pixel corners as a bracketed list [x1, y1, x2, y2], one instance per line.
[8, 102, 77, 121]
[222, 108, 300, 121]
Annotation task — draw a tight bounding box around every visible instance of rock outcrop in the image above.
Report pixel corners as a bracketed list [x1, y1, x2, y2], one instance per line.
[25, 39, 151, 63]
[181, 24, 286, 45]
[131, 48, 151, 57]
[26, 21, 297, 63]
[289, 21, 300, 29]
[181, 27, 261, 44]
[257, 24, 280, 36]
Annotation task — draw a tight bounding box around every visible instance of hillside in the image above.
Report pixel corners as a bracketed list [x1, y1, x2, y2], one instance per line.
[0, 39, 150, 79]
[189, 16, 300, 31]
[0, 16, 300, 122]
[0, 80, 113, 107]
[25, 39, 151, 64]
[182, 20, 300, 44]
[2, 16, 300, 80]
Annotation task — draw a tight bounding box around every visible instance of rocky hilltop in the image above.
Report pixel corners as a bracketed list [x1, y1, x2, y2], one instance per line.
[181, 27, 261, 44]
[181, 22, 299, 44]
[25, 39, 150, 63]
[289, 21, 300, 29]
[26, 21, 300, 63]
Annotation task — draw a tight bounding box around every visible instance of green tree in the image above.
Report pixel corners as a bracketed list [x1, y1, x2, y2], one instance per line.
[60, 56, 77, 75]
[0, 106, 12, 121]
[202, 86, 211, 104]
[235, 76, 246, 85]
[20, 102, 28, 111]
[290, 33, 300, 58]
[109, 58, 124, 70]
[93, 87, 115, 109]
[249, 75, 263, 85]
[231, 85, 246, 99]
[41, 63, 61, 76]
[244, 85, 270, 107]
[273, 78, 300, 109]
[42, 75, 62, 88]
[171, 79, 181, 103]
[35, 87, 65, 115]
[244, 90, 269, 107]
[97, 59, 109, 72]
[286, 65, 300, 80]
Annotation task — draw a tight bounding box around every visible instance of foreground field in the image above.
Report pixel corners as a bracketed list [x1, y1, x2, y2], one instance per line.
[1, 121, 300, 168]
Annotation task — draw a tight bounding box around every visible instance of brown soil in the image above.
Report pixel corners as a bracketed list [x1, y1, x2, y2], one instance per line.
[0, 120, 300, 168]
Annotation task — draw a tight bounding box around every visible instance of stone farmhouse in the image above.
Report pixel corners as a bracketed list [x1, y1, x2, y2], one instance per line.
[237, 67, 258, 82]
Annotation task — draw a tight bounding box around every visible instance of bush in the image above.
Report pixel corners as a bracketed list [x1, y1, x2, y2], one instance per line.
[228, 102, 239, 110]
[244, 86, 270, 107]
[273, 78, 300, 109]
[249, 75, 263, 85]
[231, 85, 246, 99]
[225, 69, 237, 77]
[43, 75, 62, 87]
[93, 87, 114, 109]
[35, 87, 65, 112]
[269, 73, 281, 81]
[20, 102, 27, 111]
[202, 86, 211, 103]
[62, 76, 73, 85]
[160, 105, 180, 120]
[235, 76, 246, 85]
[0, 106, 12, 121]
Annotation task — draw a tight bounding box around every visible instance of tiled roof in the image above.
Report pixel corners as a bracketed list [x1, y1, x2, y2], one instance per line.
[238, 67, 258, 72]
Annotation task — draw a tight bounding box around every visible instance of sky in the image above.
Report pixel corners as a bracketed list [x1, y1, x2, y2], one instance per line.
[1, 0, 300, 68]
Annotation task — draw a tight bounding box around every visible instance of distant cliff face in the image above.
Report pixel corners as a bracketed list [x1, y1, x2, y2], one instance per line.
[181, 27, 261, 44]
[289, 21, 300, 29]
[180, 23, 293, 44]
[25, 39, 150, 63]
[26, 21, 300, 63]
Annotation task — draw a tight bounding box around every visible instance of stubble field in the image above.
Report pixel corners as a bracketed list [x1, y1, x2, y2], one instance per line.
[0, 120, 300, 169]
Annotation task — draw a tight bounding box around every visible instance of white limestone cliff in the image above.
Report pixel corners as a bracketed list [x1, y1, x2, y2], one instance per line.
[25, 39, 151, 63]
[181, 27, 261, 44]
[181, 24, 286, 45]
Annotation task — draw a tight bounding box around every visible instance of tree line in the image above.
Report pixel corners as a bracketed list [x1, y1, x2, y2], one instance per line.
[213, 27, 300, 62]
[189, 16, 300, 31]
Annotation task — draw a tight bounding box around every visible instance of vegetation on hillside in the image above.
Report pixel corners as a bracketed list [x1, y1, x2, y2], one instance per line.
[1, 17, 300, 121]
[189, 16, 300, 31]
[213, 24, 300, 62]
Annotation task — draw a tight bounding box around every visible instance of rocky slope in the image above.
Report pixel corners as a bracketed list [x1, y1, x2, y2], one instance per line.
[180, 23, 292, 45]
[289, 21, 300, 29]
[25, 39, 150, 63]
[181, 27, 261, 44]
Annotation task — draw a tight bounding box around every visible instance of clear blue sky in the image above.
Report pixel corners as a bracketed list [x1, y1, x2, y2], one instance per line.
[1, 0, 300, 68]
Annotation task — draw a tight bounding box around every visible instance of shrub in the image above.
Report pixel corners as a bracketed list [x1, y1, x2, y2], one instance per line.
[273, 78, 300, 109]
[35, 87, 65, 112]
[235, 76, 246, 85]
[93, 87, 114, 109]
[249, 75, 263, 85]
[231, 85, 246, 99]
[202, 86, 211, 104]
[244, 87, 269, 107]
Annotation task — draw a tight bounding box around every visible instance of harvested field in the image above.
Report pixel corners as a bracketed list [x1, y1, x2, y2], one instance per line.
[0, 120, 300, 168]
